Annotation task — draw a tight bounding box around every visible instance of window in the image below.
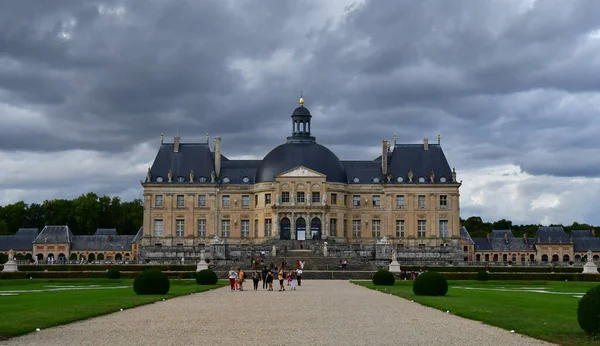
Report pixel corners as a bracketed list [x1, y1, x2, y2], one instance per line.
[418, 195, 426, 209]
[396, 195, 404, 208]
[440, 195, 448, 208]
[175, 219, 185, 237]
[352, 220, 361, 238]
[222, 177, 230, 183]
[372, 195, 381, 207]
[222, 195, 230, 207]
[254, 220, 259, 238]
[221, 220, 230, 238]
[153, 219, 163, 237]
[281, 192, 290, 203]
[353, 195, 361, 207]
[297, 192, 305, 203]
[198, 195, 206, 207]
[155, 195, 163, 207]
[198, 219, 206, 238]
[242, 195, 250, 207]
[255, 195, 258, 207]
[418, 177, 425, 183]
[241, 220, 250, 238]
[242, 176, 250, 183]
[199, 176, 206, 182]
[265, 219, 272, 237]
[343, 219, 348, 238]
[312, 191, 320, 203]
[439, 220, 448, 238]
[330, 218, 337, 237]
[265, 193, 272, 205]
[418, 220, 427, 238]
[156, 176, 164, 182]
[177, 176, 185, 182]
[373, 177, 380, 183]
[176, 195, 185, 207]
[372, 220, 381, 238]
[353, 177, 360, 183]
[343, 195, 347, 206]
[396, 220, 405, 238]
[331, 193, 337, 205]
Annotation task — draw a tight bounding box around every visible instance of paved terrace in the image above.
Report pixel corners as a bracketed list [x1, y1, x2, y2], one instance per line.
[0, 281, 554, 346]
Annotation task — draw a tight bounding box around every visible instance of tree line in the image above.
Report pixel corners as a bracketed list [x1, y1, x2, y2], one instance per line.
[0, 192, 143, 236]
[461, 216, 600, 239]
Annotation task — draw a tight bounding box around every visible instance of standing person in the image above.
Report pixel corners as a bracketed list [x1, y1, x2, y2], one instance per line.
[273, 266, 279, 282]
[278, 268, 285, 291]
[252, 269, 260, 291]
[290, 270, 296, 290]
[267, 269, 274, 291]
[296, 268, 303, 286]
[261, 266, 269, 289]
[228, 266, 237, 292]
[295, 260, 300, 270]
[238, 268, 245, 291]
[286, 269, 293, 287]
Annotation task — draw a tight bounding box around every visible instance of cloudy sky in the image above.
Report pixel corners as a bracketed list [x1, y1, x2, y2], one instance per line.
[1, 0, 600, 226]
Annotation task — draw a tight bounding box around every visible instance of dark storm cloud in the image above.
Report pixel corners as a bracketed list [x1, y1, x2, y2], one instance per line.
[1, 0, 600, 177]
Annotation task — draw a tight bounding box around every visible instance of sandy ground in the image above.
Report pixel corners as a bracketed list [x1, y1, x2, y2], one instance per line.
[0, 280, 555, 346]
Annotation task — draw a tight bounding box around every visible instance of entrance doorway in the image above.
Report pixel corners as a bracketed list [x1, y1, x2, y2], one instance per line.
[280, 217, 291, 240]
[310, 217, 322, 240]
[296, 217, 306, 240]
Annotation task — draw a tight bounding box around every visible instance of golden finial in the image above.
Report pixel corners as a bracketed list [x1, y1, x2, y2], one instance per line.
[438, 133, 441, 145]
[393, 134, 397, 145]
[299, 89, 304, 106]
[206, 133, 209, 144]
[160, 133, 164, 144]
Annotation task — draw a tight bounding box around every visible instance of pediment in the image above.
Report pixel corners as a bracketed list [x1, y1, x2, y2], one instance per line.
[276, 166, 325, 178]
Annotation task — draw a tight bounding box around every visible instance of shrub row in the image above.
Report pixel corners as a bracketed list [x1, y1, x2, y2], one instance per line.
[398, 266, 582, 273]
[16, 265, 198, 272]
[0, 271, 200, 280]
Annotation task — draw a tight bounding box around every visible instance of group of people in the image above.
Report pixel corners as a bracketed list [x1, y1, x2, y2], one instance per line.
[227, 259, 305, 292]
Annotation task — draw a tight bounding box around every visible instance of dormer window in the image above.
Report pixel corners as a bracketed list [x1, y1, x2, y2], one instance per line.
[418, 177, 425, 183]
[353, 177, 360, 183]
[177, 176, 185, 183]
[242, 177, 250, 183]
[440, 177, 447, 183]
[222, 177, 230, 183]
[199, 176, 206, 182]
[396, 176, 403, 182]
[373, 177, 380, 183]
[156, 176, 164, 182]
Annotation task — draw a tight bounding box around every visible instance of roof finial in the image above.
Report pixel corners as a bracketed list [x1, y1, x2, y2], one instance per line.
[438, 133, 441, 145]
[160, 133, 164, 144]
[299, 89, 304, 106]
[393, 134, 397, 145]
[206, 133, 209, 144]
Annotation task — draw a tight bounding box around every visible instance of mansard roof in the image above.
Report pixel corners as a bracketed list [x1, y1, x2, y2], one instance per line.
[0, 228, 39, 251]
[148, 143, 217, 184]
[387, 144, 453, 184]
[571, 230, 593, 238]
[15, 228, 39, 237]
[460, 226, 475, 245]
[94, 228, 118, 236]
[33, 226, 73, 244]
[132, 226, 143, 244]
[71, 235, 135, 251]
[472, 229, 535, 252]
[535, 226, 571, 244]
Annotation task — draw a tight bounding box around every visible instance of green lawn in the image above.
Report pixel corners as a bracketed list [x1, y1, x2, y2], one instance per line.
[0, 278, 227, 339]
[355, 280, 600, 346]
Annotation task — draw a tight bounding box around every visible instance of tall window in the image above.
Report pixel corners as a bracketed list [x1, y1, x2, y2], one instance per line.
[297, 192, 305, 203]
[330, 218, 337, 237]
[439, 195, 448, 208]
[396, 195, 404, 208]
[198, 195, 206, 207]
[241, 220, 250, 238]
[418, 220, 427, 238]
[418, 195, 426, 209]
[197, 219, 206, 238]
[265, 193, 272, 205]
[396, 220, 405, 238]
[343, 195, 347, 206]
[222, 195, 230, 207]
[155, 195, 163, 207]
[372, 195, 381, 207]
[175, 219, 185, 237]
[265, 219, 272, 237]
[221, 220, 230, 238]
[439, 220, 449, 238]
[254, 220, 259, 238]
[331, 193, 337, 205]
[312, 191, 320, 203]
[353, 195, 361, 207]
[242, 195, 250, 207]
[176, 195, 185, 207]
[153, 219, 163, 237]
[371, 220, 381, 238]
[254, 195, 258, 207]
[343, 219, 348, 238]
[281, 192, 290, 203]
[352, 220, 361, 238]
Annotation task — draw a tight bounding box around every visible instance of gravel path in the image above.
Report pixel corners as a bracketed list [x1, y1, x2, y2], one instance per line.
[1, 280, 555, 346]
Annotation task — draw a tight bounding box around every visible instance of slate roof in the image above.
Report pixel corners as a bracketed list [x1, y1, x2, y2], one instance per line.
[473, 230, 535, 252]
[148, 143, 217, 184]
[460, 226, 475, 245]
[387, 144, 453, 184]
[71, 235, 135, 251]
[94, 228, 118, 236]
[571, 230, 593, 238]
[0, 228, 39, 251]
[221, 160, 261, 185]
[342, 161, 383, 184]
[535, 226, 571, 244]
[569, 229, 600, 252]
[15, 228, 39, 237]
[132, 226, 143, 244]
[33, 226, 73, 244]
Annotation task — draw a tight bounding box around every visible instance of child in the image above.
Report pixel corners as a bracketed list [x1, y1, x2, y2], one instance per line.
[287, 270, 293, 288]
[289, 270, 296, 290]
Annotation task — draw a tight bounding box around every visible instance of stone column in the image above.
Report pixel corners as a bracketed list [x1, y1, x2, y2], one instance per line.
[274, 213, 279, 238]
[323, 212, 327, 238]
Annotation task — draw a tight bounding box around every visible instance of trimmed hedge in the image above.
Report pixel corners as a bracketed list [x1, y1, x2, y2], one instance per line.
[372, 269, 395, 286]
[578, 285, 600, 336]
[107, 268, 121, 279]
[196, 269, 218, 285]
[413, 271, 448, 296]
[476, 270, 490, 281]
[133, 270, 170, 295]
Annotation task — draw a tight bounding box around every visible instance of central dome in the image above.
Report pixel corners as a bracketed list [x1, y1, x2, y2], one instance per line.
[255, 142, 347, 183]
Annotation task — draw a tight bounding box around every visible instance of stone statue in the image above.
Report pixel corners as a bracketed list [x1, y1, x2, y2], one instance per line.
[322, 193, 327, 205]
[275, 193, 280, 206]
[211, 171, 216, 183]
[391, 249, 397, 262]
[200, 249, 206, 261]
[146, 167, 152, 182]
[386, 173, 391, 182]
[588, 250, 594, 263]
[8, 249, 14, 262]
[168, 169, 173, 183]
[189, 170, 195, 182]
[211, 235, 224, 244]
[377, 236, 390, 244]
[429, 169, 435, 183]
[452, 168, 457, 183]
[408, 169, 413, 182]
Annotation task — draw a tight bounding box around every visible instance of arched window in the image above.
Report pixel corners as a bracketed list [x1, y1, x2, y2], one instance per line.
[493, 254, 498, 262]
[502, 254, 508, 262]
[88, 253, 96, 262]
[115, 253, 123, 261]
[484, 254, 489, 262]
[475, 254, 481, 262]
[563, 254, 570, 262]
[575, 255, 581, 262]
[552, 254, 559, 262]
[511, 254, 516, 262]
[97, 253, 105, 261]
[520, 254, 526, 262]
[541, 254, 548, 262]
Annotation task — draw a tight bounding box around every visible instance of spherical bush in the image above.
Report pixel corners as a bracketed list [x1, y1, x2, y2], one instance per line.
[372, 269, 395, 286]
[476, 270, 490, 281]
[133, 269, 170, 295]
[413, 271, 448, 296]
[578, 285, 600, 335]
[195, 269, 218, 285]
[106, 268, 121, 279]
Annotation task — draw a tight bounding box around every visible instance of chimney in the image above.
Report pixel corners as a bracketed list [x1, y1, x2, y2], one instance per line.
[160, 133, 164, 144]
[504, 233, 509, 243]
[214, 136, 222, 177]
[381, 140, 388, 175]
[174, 136, 180, 153]
[108, 234, 111, 242]
[423, 138, 429, 150]
[523, 233, 528, 243]
[486, 232, 491, 242]
[593, 229, 596, 237]
[206, 133, 209, 144]
[438, 134, 441, 145]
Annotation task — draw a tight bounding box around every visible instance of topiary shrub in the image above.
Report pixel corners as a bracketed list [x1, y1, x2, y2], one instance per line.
[195, 269, 218, 285]
[578, 285, 600, 335]
[413, 271, 448, 296]
[372, 269, 395, 286]
[107, 268, 121, 279]
[476, 270, 490, 281]
[133, 269, 170, 295]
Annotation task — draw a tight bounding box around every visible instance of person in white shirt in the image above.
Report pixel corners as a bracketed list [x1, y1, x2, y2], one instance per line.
[296, 268, 303, 286]
[228, 266, 238, 291]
